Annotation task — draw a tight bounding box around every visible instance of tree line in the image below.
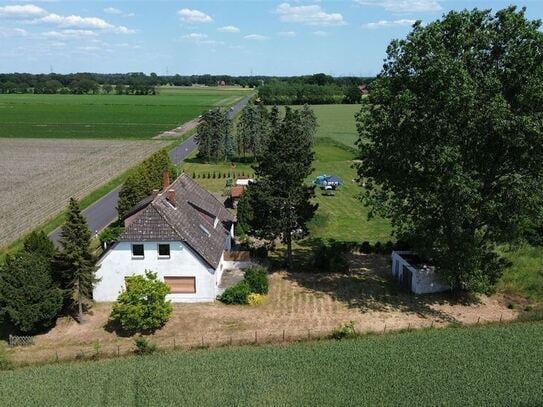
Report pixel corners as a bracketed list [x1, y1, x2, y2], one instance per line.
[257, 82, 368, 105]
[0, 72, 372, 97]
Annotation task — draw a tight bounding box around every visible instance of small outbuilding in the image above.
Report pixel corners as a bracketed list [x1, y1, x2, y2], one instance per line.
[391, 251, 450, 294]
[230, 186, 245, 208]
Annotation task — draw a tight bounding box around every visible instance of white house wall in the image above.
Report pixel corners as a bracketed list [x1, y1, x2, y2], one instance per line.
[94, 241, 218, 303]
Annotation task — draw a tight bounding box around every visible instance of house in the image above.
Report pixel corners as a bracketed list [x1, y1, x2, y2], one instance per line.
[230, 185, 245, 208]
[94, 173, 240, 303]
[391, 251, 450, 294]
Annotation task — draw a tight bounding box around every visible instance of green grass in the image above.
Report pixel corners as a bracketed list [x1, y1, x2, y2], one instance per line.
[309, 139, 391, 243]
[0, 87, 250, 139]
[499, 245, 543, 303]
[1, 322, 542, 405]
[312, 104, 361, 148]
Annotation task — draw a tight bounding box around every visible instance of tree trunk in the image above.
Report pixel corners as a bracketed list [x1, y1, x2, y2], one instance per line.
[286, 232, 293, 270]
[78, 299, 83, 323]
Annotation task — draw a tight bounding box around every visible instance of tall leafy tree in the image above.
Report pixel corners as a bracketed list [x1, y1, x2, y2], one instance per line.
[236, 103, 260, 157]
[195, 108, 233, 161]
[117, 149, 174, 218]
[299, 104, 318, 142]
[355, 7, 543, 292]
[248, 107, 318, 268]
[0, 252, 63, 333]
[55, 198, 98, 321]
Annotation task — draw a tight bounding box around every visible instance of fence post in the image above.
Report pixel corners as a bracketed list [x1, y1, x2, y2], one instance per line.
[499, 313, 503, 323]
[477, 316, 480, 325]
[308, 329, 311, 340]
[282, 329, 285, 342]
[383, 324, 386, 333]
[230, 335, 233, 345]
[55, 351, 59, 362]
[430, 321, 434, 329]
[173, 337, 176, 350]
[117, 345, 120, 356]
[255, 331, 258, 344]
[201, 335, 205, 347]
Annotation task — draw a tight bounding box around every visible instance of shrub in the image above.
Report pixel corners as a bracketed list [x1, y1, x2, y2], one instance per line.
[312, 240, 349, 272]
[248, 293, 264, 306]
[332, 321, 358, 340]
[98, 225, 122, 248]
[360, 241, 372, 253]
[133, 335, 157, 355]
[110, 271, 172, 333]
[219, 281, 250, 304]
[244, 266, 269, 294]
[192, 172, 196, 179]
[250, 245, 268, 259]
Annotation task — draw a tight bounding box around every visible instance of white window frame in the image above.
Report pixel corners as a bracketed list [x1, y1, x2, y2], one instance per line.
[157, 243, 171, 259]
[131, 244, 145, 259]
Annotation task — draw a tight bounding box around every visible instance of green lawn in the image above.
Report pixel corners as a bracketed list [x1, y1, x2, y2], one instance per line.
[499, 245, 543, 303]
[312, 104, 361, 148]
[0, 87, 250, 139]
[1, 322, 542, 405]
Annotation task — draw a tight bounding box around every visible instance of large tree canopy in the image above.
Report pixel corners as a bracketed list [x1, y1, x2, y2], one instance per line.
[356, 7, 543, 292]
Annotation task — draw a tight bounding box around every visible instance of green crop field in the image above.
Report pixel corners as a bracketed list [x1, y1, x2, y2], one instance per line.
[0, 87, 251, 139]
[1, 322, 542, 405]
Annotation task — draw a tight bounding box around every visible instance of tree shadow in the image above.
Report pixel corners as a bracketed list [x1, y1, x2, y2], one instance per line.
[282, 239, 479, 323]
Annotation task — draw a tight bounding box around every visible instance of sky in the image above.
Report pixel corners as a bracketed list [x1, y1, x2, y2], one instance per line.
[1, 0, 543, 76]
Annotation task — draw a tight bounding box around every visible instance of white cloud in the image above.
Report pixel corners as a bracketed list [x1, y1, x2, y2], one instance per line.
[355, 0, 441, 13]
[0, 4, 47, 17]
[181, 32, 224, 46]
[278, 31, 296, 37]
[244, 34, 268, 41]
[42, 29, 98, 38]
[217, 25, 240, 33]
[312, 30, 328, 37]
[178, 8, 213, 23]
[35, 13, 136, 34]
[0, 27, 29, 37]
[363, 19, 416, 29]
[274, 3, 345, 26]
[104, 6, 134, 17]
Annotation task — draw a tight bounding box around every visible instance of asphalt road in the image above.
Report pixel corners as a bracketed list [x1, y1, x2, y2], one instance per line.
[49, 93, 253, 246]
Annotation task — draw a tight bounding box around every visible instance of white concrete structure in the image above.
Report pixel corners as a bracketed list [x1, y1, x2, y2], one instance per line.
[391, 251, 450, 294]
[235, 177, 254, 186]
[94, 173, 240, 303]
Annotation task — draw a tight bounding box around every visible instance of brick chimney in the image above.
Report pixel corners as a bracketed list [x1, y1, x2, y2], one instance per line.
[167, 188, 176, 206]
[162, 170, 170, 191]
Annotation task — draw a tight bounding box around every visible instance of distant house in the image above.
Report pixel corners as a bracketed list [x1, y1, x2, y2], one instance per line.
[391, 251, 450, 294]
[358, 84, 368, 95]
[94, 173, 246, 303]
[217, 80, 226, 86]
[230, 186, 245, 208]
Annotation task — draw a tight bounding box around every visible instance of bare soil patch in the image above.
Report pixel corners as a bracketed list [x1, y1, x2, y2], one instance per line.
[0, 138, 168, 247]
[6, 253, 517, 365]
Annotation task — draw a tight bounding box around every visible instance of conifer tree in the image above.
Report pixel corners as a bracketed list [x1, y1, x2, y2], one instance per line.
[195, 108, 233, 161]
[248, 106, 318, 268]
[55, 198, 98, 322]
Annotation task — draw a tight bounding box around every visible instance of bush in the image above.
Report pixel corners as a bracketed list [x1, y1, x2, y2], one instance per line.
[250, 245, 268, 259]
[98, 225, 122, 248]
[244, 266, 269, 294]
[248, 293, 264, 306]
[332, 321, 358, 340]
[219, 281, 251, 304]
[134, 335, 157, 355]
[312, 240, 349, 272]
[360, 241, 372, 253]
[110, 271, 172, 333]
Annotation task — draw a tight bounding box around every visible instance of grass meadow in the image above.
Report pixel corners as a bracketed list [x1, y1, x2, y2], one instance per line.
[0, 87, 250, 139]
[1, 322, 542, 405]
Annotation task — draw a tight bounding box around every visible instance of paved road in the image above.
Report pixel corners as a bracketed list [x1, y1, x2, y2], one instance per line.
[49, 93, 254, 246]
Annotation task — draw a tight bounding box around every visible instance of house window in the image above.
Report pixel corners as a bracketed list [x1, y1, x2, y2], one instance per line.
[158, 244, 171, 258]
[164, 277, 196, 294]
[132, 244, 144, 258]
